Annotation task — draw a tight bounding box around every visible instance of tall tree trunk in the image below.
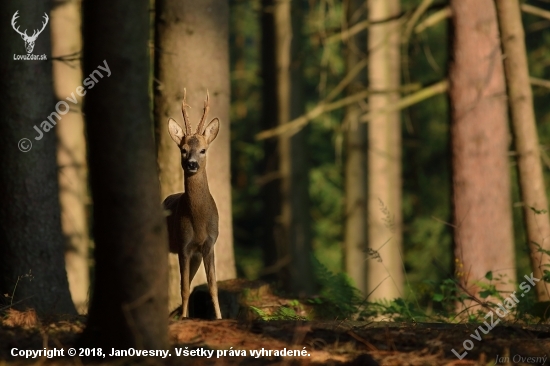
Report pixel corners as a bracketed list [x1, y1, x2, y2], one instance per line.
[261, 0, 314, 295]
[366, 0, 403, 300]
[344, 0, 367, 293]
[0, 0, 76, 316]
[260, 0, 282, 285]
[495, 0, 550, 301]
[51, 0, 90, 314]
[80, 0, 168, 349]
[154, 0, 188, 313]
[449, 0, 516, 306]
[154, 1, 236, 311]
[289, 0, 314, 296]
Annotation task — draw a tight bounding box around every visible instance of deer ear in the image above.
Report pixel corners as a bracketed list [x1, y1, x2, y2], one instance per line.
[168, 118, 185, 146]
[203, 118, 219, 144]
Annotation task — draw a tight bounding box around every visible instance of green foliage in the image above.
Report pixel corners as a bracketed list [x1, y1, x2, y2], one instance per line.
[363, 298, 435, 323]
[228, 0, 550, 314]
[309, 161, 344, 273]
[249, 305, 308, 321]
[530, 207, 548, 215]
[401, 0, 453, 303]
[534, 242, 550, 257]
[234, 245, 262, 280]
[474, 271, 507, 301]
[296, 257, 550, 324]
[228, 1, 265, 281]
[524, 4, 550, 283]
[303, 1, 348, 273]
[310, 255, 362, 319]
[477, 284, 498, 300]
[531, 243, 550, 283]
[430, 279, 456, 303]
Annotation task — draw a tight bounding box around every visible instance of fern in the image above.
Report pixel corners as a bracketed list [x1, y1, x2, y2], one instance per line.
[250, 305, 307, 321]
[311, 255, 362, 319]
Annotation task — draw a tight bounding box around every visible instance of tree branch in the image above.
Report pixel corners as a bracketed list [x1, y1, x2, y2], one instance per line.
[521, 3, 550, 21]
[530, 77, 550, 89]
[256, 90, 371, 140]
[326, 58, 368, 102]
[360, 80, 448, 123]
[256, 84, 423, 140]
[413, 3, 550, 35]
[326, 19, 370, 44]
[324, 12, 405, 44]
[415, 7, 451, 34]
[403, 0, 434, 44]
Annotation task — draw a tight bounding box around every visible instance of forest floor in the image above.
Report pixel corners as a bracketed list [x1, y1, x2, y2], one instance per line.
[1, 314, 550, 365]
[1, 278, 550, 365]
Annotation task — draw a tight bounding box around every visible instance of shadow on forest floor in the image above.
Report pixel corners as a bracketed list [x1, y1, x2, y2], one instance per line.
[1, 309, 550, 365]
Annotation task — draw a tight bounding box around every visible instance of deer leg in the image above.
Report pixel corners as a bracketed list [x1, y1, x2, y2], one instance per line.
[202, 248, 222, 319]
[179, 250, 191, 318]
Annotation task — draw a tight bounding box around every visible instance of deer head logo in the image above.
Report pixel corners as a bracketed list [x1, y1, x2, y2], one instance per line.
[11, 11, 49, 54]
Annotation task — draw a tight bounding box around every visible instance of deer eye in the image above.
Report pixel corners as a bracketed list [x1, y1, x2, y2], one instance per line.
[181, 149, 187, 155]
[200, 149, 206, 154]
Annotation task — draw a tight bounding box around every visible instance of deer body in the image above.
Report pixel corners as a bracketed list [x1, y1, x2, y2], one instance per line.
[163, 90, 222, 319]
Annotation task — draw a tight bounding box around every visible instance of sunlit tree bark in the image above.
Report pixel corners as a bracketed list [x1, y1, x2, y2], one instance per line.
[366, 0, 404, 300]
[495, 0, 550, 302]
[154, 0, 189, 313]
[344, 0, 367, 293]
[449, 0, 516, 306]
[154, 0, 236, 311]
[51, 0, 90, 314]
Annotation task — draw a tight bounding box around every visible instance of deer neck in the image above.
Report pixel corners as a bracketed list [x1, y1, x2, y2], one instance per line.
[183, 169, 211, 213]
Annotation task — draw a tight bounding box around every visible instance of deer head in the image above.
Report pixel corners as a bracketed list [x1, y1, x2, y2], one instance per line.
[11, 11, 49, 54]
[168, 90, 219, 175]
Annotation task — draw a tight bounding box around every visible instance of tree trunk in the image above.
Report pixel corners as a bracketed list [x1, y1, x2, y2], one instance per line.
[51, 0, 90, 315]
[260, 0, 282, 285]
[366, 0, 404, 300]
[289, 0, 314, 296]
[495, 0, 550, 302]
[0, 0, 76, 316]
[344, 0, 367, 293]
[80, 0, 168, 349]
[154, 1, 236, 311]
[449, 0, 516, 306]
[261, 0, 314, 295]
[154, 0, 188, 313]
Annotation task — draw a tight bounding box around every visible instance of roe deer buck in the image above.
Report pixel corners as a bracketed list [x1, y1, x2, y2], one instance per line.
[164, 89, 222, 319]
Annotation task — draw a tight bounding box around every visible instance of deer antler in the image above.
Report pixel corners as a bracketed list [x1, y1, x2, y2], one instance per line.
[11, 11, 28, 38]
[28, 13, 49, 40]
[181, 89, 192, 136]
[196, 90, 210, 134]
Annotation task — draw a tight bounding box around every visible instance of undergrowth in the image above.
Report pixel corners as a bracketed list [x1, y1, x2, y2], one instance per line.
[251, 255, 550, 324]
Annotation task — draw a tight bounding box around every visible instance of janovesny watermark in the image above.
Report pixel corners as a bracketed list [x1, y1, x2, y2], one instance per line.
[452, 272, 540, 360]
[11, 346, 312, 359]
[11, 10, 48, 61]
[17, 60, 111, 152]
[495, 354, 547, 365]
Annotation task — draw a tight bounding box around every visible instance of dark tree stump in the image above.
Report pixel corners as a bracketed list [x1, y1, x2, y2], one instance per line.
[189, 279, 271, 320]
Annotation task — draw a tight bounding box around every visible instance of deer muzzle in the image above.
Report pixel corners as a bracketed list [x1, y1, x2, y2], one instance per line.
[186, 160, 199, 173]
